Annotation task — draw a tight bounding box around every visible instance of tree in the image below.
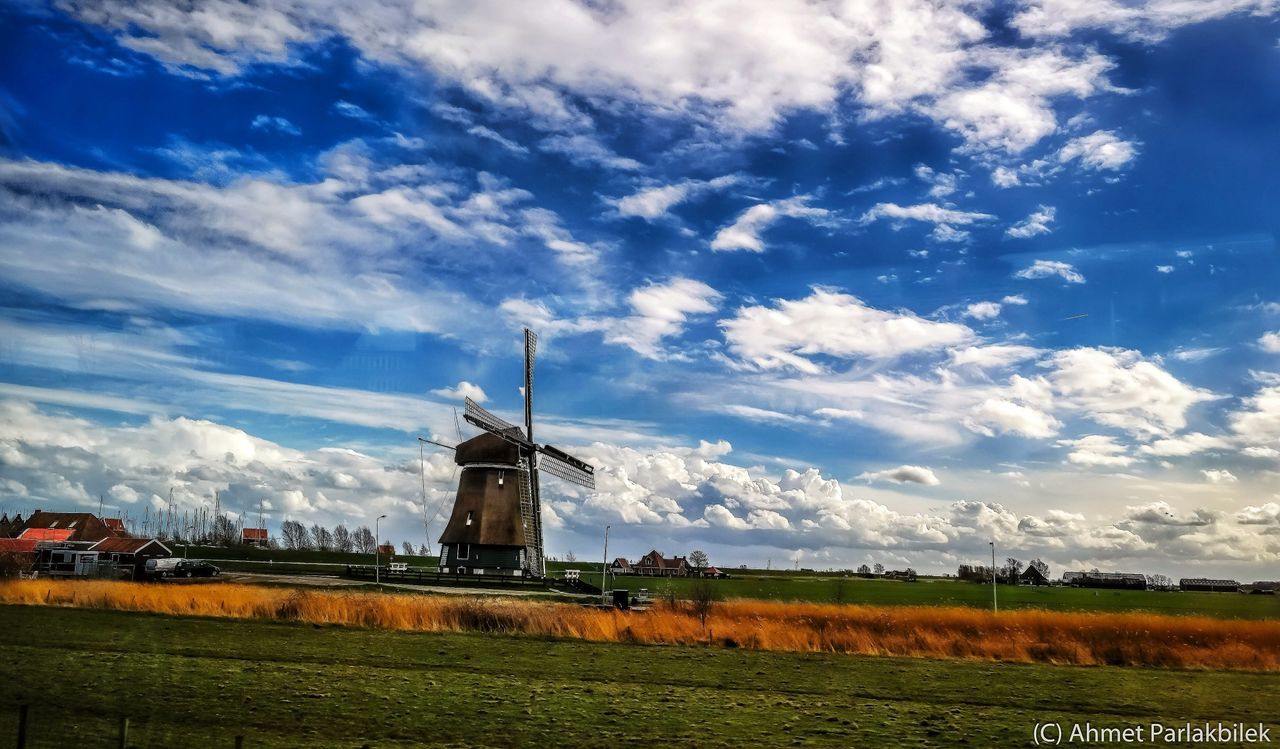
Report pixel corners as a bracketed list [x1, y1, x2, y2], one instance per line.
[353, 525, 376, 554]
[856, 564, 871, 576]
[688, 550, 709, 572]
[1030, 558, 1049, 577]
[402, 541, 414, 556]
[418, 543, 430, 557]
[564, 550, 577, 563]
[280, 520, 311, 550]
[873, 563, 884, 575]
[689, 576, 718, 632]
[310, 524, 333, 551]
[332, 524, 353, 553]
[1004, 557, 1024, 584]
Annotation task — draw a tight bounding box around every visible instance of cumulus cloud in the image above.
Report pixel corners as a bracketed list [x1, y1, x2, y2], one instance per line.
[1057, 131, 1138, 171]
[1059, 435, 1133, 467]
[966, 398, 1061, 438]
[710, 196, 831, 252]
[964, 301, 1003, 320]
[1012, 0, 1278, 42]
[1005, 205, 1056, 238]
[1015, 259, 1085, 283]
[1138, 432, 1229, 457]
[859, 202, 994, 243]
[430, 381, 488, 403]
[1259, 332, 1280, 353]
[1201, 469, 1239, 484]
[856, 465, 941, 486]
[720, 289, 974, 373]
[603, 278, 721, 358]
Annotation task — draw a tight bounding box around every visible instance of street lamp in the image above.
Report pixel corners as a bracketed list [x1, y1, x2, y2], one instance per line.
[989, 540, 998, 613]
[600, 524, 611, 606]
[373, 514, 386, 583]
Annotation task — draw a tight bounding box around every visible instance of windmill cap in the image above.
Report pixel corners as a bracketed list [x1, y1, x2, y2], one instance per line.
[454, 432, 521, 467]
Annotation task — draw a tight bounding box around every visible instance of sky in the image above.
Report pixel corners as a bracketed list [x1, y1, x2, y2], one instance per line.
[1, 0, 1279, 580]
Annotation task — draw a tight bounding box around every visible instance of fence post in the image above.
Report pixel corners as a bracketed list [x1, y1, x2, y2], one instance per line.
[16, 704, 28, 749]
[117, 716, 129, 749]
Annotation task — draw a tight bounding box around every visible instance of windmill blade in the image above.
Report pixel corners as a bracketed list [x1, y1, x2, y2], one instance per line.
[463, 396, 528, 441]
[523, 328, 537, 441]
[417, 436, 456, 451]
[537, 444, 596, 490]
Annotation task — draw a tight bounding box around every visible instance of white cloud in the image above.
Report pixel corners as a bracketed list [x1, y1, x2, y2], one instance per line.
[1012, 0, 1279, 42]
[856, 465, 941, 486]
[721, 289, 974, 373]
[1201, 469, 1239, 484]
[949, 344, 1041, 369]
[964, 301, 1003, 320]
[467, 126, 529, 154]
[603, 278, 721, 358]
[430, 381, 488, 403]
[859, 202, 994, 235]
[1015, 259, 1085, 283]
[1236, 502, 1280, 525]
[614, 175, 737, 220]
[1002, 294, 1029, 305]
[1259, 332, 1280, 353]
[1059, 435, 1133, 466]
[914, 164, 959, 198]
[710, 196, 830, 253]
[966, 398, 1061, 439]
[249, 114, 300, 135]
[1138, 432, 1229, 457]
[1005, 205, 1056, 238]
[1057, 130, 1138, 171]
[1229, 379, 1280, 445]
[1046, 347, 1218, 437]
[1156, 265, 1174, 273]
[539, 134, 642, 171]
[1242, 446, 1280, 459]
[991, 166, 1021, 187]
[717, 404, 807, 425]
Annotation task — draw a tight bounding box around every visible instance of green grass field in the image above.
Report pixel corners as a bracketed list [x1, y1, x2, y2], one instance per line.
[0, 605, 1276, 748]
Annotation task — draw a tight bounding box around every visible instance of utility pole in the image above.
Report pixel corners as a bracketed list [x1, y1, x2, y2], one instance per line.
[375, 514, 387, 585]
[989, 540, 998, 613]
[601, 524, 611, 605]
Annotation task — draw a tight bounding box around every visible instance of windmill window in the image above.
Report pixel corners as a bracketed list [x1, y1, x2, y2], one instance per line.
[498, 471, 504, 486]
[457, 544, 470, 560]
[465, 511, 474, 526]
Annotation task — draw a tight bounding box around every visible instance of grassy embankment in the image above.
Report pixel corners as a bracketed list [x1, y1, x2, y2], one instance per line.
[0, 604, 1276, 748]
[4, 579, 1279, 670]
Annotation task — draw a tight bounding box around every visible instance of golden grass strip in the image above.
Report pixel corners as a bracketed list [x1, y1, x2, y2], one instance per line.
[4, 580, 1279, 670]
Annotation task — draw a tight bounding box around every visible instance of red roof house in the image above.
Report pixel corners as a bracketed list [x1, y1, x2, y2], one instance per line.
[18, 527, 75, 542]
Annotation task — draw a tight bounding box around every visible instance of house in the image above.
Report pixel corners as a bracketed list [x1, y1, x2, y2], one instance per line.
[0, 537, 40, 577]
[1019, 566, 1049, 586]
[242, 527, 269, 547]
[377, 543, 396, 556]
[700, 566, 728, 579]
[0, 513, 21, 537]
[89, 537, 172, 579]
[609, 557, 633, 576]
[12, 511, 129, 543]
[1179, 578, 1240, 592]
[633, 550, 689, 577]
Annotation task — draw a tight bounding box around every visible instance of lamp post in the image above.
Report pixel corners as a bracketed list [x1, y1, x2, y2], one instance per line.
[373, 514, 384, 583]
[601, 524, 611, 606]
[989, 540, 998, 613]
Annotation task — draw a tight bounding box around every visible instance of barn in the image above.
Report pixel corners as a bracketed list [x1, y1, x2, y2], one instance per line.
[1019, 566, 1049, 586]
[1179, 578, 1240, 592]
[89, 537, 172, 579]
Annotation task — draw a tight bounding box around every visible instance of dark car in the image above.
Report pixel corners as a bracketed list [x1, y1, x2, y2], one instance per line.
[173, 560, 221, 578]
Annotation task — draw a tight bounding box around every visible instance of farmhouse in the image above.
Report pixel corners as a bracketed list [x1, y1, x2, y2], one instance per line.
[1019, 566, 1050, 586]
[609, 557, 632, 576]
[8, 511, 129, 543]
[1179, 578, 1240, 592]
[633, 550, 689, 577]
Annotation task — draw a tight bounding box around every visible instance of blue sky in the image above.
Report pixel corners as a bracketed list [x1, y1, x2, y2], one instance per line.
[2, 0, 1279, 578]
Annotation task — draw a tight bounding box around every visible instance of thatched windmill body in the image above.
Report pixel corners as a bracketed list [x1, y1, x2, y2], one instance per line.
[432, 329, 595, 578]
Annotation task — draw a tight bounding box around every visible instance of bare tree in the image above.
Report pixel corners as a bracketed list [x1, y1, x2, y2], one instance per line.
[688, 550, 709, 573]
[689, 576, 718, 632]
[353, 525, 376, 554]
[1004, 557, 1024, 584]
[332, 524, 353, 553]
[856, 563, 871, 576]
[402, 541, 414, 556]
[1030, 558, 1049, 577]
[311, 524, 333, 551]
[418, 543, 430, 556]
[873, 563, 884, 575]
[280, 520, 311, 550]
[564, 549, 577, 563]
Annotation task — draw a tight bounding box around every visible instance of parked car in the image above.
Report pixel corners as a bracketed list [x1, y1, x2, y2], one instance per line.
[174, 560, 221, 577]
[144, 557, 181, 579]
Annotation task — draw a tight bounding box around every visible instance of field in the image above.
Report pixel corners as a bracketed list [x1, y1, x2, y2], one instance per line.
[5, 580, 1279, 670]
[1, 604, 1277, 748]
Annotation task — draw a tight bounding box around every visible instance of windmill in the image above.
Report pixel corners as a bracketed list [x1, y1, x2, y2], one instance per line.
[427, 329, 595, 578]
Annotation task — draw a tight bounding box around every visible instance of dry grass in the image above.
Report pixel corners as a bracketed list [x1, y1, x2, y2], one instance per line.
[4, 579, 1278, 670]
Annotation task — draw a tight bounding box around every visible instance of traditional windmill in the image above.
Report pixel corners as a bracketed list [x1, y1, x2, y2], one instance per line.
[428, 329, 595, 578]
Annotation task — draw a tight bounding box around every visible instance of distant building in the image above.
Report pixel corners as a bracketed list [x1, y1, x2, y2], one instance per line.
[242, 528, 269, 547]
[377, 543, 396, 556]
[633, 550, 689, 577]
[89, 537, 172, 579]
[1179, 578, 1240, 592]
[1063, 571, 1147, 590]
[1019, 566, 1049, 586]
[11, 511, 128, 543]
[609, 557, 633, 576]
